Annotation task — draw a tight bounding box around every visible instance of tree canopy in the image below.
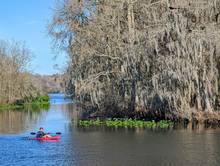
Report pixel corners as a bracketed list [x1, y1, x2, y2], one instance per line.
[0, 40, 39, 103]
[49, 0, 220, 120]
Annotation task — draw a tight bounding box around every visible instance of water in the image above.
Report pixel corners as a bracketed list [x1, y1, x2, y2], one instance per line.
[1, 94, 220, 166]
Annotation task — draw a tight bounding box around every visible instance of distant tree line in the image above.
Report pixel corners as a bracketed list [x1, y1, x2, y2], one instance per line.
[49, 0, 220, 120]
[30, 74, 66, 93]
[0, 39, 39, 104]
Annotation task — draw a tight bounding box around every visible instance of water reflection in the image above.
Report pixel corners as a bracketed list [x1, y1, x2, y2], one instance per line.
[0, 109, 48, 134]
[70, 125, 220, 166]
[49, 93, 73, 105]
[49, 93, 79, 122]
[0, 93, 76, 135]
[1, 94, 220, 166]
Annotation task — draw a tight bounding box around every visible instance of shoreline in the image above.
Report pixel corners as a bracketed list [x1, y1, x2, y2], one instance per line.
[0, 95, 50, 111]
[76, 102, 220, 128]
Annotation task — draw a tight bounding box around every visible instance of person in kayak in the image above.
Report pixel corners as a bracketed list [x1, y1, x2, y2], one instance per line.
[36, 127, 51, 138]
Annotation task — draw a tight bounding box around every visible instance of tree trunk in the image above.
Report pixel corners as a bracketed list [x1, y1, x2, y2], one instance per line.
[130, 77, 136, 112]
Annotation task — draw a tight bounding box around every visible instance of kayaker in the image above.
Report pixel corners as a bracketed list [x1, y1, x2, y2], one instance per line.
[36, 127, 51, 138]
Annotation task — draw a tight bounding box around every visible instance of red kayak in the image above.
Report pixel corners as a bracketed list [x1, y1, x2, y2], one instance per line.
[31, 135, 61, 141]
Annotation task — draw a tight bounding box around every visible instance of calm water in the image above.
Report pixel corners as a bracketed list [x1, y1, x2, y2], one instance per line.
[1, 94, 220, 166]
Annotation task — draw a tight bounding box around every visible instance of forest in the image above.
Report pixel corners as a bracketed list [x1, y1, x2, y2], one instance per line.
[0, 40, 38, 103]
[49, 0, 220, 122]
[0, 39, 50, 110]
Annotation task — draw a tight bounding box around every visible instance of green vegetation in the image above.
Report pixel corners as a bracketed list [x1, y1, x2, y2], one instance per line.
[78, 119, 174, 129]
[23, 95, 50, 111]
[0, 39, 53, 111]
[31, 95, 50, 104]
[0, 39, 38, 104]
[0, 104, 23, 111]
[0, 95, 50, 111]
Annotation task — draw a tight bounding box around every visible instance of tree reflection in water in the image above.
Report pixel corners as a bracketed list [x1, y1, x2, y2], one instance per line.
[0, 108, 49, 134]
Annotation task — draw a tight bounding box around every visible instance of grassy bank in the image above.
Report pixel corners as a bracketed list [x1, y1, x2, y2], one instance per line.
[78, 119, 174, 129]
[0, 95, 50, 111]
[0, 104, 23, 111]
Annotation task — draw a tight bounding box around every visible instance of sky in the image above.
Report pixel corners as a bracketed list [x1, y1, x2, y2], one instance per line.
[0, 0, 67, 75]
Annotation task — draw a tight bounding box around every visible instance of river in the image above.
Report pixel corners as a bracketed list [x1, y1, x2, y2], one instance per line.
[0, 94, 220, 166]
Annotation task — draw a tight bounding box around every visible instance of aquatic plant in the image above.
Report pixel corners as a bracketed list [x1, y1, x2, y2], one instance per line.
[78, 119, 174, 129]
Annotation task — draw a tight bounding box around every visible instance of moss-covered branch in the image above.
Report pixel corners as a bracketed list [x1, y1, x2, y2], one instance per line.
[50, 0, 220, 122]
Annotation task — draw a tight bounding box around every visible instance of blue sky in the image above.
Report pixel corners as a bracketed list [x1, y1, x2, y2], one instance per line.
[0, 0, 66, 75]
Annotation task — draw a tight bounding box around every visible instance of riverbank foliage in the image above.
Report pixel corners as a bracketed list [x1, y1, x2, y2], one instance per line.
[0, 40, 37, 103]
[0, 39, 50, 108]
[0, 95, 50, 111]
[50, 0, 220, 122]
[78, 119, 173, 129]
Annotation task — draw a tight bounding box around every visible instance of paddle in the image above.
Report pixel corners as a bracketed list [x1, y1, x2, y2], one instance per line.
[30, 132, 62, 135]
[47, 132, 62, 135]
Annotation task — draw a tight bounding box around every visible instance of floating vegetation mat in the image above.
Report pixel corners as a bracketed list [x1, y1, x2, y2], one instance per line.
[78, 119, 174, 129]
